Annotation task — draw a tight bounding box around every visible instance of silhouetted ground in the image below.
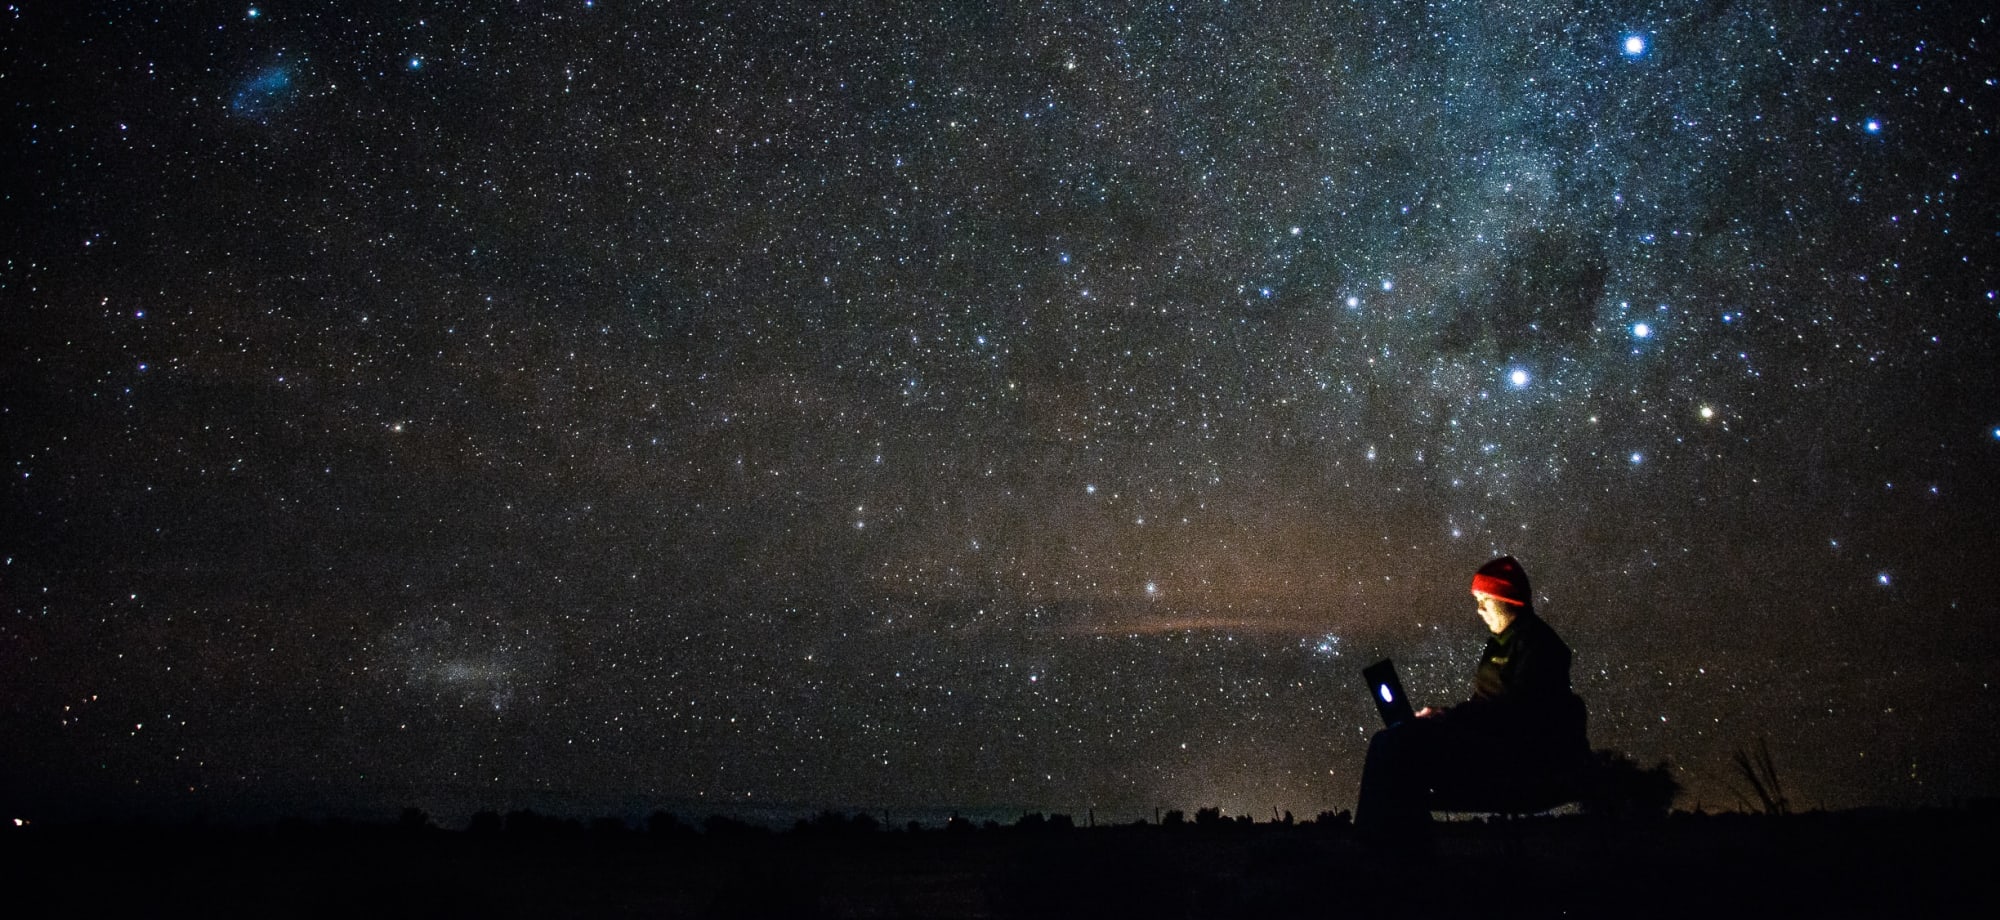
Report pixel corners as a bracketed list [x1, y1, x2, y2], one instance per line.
[5, 809, 1995, 918]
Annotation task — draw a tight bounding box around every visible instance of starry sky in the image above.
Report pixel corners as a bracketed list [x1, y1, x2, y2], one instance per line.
[4, 1, 1997, 823]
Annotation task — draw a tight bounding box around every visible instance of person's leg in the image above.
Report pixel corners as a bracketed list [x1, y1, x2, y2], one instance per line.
[1357, 720, 1523, 843]
[1355, 721, 1445, 840]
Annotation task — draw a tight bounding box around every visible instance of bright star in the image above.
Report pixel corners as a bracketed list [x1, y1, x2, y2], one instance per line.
[1346, 296, 1360, 309]
[1508, 368, 1531, 388]
[408, 56, 423, 70]
[1630, 452, 1644, 464]
[1380, 279, 1394, 291]
[1622, 34, 1647, 57]
[1699, 406, 1716, 420]
[1877, 572, 1892, 586]
[1632, 322, 1651, 338]
[1864, 119, 1882, 134]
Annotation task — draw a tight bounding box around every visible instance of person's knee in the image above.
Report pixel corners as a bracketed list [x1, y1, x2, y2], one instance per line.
[1366, 726, 1405, 760]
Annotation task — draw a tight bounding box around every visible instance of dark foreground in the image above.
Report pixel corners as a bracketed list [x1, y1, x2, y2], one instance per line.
[7, 810, 1995, 918]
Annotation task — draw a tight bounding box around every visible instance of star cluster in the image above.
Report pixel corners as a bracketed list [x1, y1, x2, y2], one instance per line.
[3, 1, 1997, 821]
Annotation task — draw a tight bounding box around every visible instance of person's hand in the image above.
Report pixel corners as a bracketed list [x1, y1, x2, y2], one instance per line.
[1415, 707, 1439, 719]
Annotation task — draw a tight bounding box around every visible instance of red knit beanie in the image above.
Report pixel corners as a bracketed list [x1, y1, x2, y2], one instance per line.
[1470, 555, 1532, 606]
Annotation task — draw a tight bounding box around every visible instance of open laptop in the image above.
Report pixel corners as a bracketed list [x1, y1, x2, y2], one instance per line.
[1362, 659, 1416, 727]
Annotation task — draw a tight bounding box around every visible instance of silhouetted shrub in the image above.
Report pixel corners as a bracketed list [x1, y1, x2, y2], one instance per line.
[647, 810, 692, 837]
[397, 807, 433, 832]
[702, 814, 764, 839]
[796, 810, 881, 837]
[1006, 812, 1075, 834]
[1161, 809, 1186, 827]
[1194, 806, 1224, 829]
[505, 809, 581, 836]
[466, 810, 503, 835]
[1581, 749, 1682, 820]
[1729, 738, 1789, 816]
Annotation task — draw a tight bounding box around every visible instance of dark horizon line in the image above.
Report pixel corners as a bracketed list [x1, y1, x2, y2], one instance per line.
[14, 798, 1997, 835]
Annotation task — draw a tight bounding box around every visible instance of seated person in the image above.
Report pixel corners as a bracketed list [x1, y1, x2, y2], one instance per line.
[1355, 556, 1588, 840]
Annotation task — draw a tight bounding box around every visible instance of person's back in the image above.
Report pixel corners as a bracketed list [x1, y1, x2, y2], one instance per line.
[1448, 607, 1586, 760]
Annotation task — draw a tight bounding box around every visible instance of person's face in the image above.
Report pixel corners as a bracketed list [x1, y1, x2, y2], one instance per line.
[1473, 593, 1517, 635]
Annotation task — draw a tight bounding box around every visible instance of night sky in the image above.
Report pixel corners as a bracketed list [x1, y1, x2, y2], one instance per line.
[5, 1, 1997, 825]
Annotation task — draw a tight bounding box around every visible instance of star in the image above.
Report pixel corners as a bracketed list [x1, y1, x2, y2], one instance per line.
[9, 0, 1990, 825]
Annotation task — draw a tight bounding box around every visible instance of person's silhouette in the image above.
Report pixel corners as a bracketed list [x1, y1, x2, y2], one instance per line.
[1354, 556, 1589, 846]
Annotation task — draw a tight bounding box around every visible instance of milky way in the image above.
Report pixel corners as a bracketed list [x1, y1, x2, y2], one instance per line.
[4, 1, 1997, 823]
